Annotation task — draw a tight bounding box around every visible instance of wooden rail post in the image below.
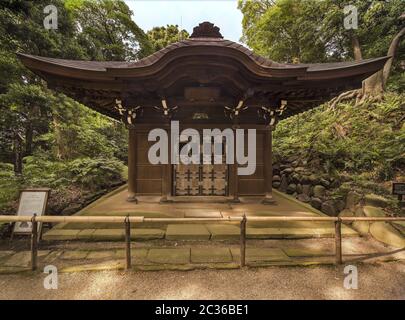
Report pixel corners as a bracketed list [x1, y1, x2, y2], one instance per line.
[31, 214, 38, 271]
[125, 216, 131, 270]
[335, 218, 342, 265]
[240, 214, 247, 267]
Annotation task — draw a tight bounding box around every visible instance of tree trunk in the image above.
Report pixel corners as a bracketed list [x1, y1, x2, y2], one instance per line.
[25, 122, 33, 156]
[351, 34, 363, 61]
[13, 131, 23, 176]
[383, 26, 405, 86]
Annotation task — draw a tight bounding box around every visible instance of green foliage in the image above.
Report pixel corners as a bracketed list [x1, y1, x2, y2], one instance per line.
[68, 0, 153, 60]
[274, 93, 405, 191]
[147, 25, 189, 52]
[239, 0, 405, 70]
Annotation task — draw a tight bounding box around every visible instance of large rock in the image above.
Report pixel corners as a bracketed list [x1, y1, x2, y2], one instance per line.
[297, 194, 311, 203]
[310, 197, 322, 210]
[272, 181, 281, 188]
[363, 206, 386, 217]
[370, 222, 405, 248]
[345, 191, 362, 210]
[313, 185, 326, 198]
[308, 174, 320, 185]
[321, 200, 338, 216]
[286, 183, 297, 194]
[296, 183, 303, 194]
[273, 175, 281, 182]
[279, 175, 288, 192]
[282, 167, 293, 175]
[319, 178, 330, 188]
[335, 199, 346, 212]
[302, 184, 312, 196]
[364, 194, 388, 208]
[339, 209, 355, 217]
[352, 221, 370, 235]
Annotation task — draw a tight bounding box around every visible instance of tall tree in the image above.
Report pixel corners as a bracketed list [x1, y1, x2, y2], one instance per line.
[147, 25, 189, 52]
[66, 0, 153, 60]
[239, 0, 405, 100]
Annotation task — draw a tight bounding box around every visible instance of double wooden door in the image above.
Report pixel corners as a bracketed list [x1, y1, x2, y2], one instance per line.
[173, 144, 228, 196]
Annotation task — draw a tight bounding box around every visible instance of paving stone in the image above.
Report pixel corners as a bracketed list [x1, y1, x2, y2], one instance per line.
[3, 251, 31, 267]
[370, 222, 405, 248]
[184, 211, 222, 218]
[0, 251, 14, 260]
[191, 248, 232, 263]
[131, 228, 164, 240]
[243, 248, 290, 262]
[147, 248, 190, 264]
[76, 229, 96, 240]
[43, 229, 80, 241]
[166, 224, 210, 240]
[206, 224, 240, 240]
[60, 250, 89, 260]
[42, 251, 62, 263]
[115, 248, 148, 261]
[61, 261, 124, 273]
[87, 251, 116, 260]
[246, 228, 278, 239]
[92, 229, 124, 241]
[283, 248, 334, 257]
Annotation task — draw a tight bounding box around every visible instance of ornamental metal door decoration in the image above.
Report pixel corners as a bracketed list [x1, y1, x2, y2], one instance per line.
[173, 144, 228, 196]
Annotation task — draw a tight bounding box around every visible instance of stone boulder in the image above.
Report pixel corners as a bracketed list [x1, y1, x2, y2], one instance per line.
[339, 209, 355, 217]
[273, 175, 281, 182]
[370, 222, 405, 248]
[363, 206, 386, 217]
[320, 178, 330, 188]
[352, 221, 370, 235]
[296, 183, 303, 194]
[345, 191, 362, 210]
[313, 185, 326, 198]
[272, 181, 281, 188]
[364, 194, 388, 208]
[321, 200, 338, 216]
[310, 197, 322, 210]
[302, 184, 312, 196]
[287, 183, 297, 194]
[282, 167, 293, 175]
[279, 175, 288, 193]
[297, 194, 311, 203]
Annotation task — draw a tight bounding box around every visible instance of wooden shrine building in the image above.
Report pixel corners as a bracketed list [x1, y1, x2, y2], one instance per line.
[19, 22, 388, 204]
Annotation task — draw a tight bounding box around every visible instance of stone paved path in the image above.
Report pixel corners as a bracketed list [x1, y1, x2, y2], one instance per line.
[0, 238, 403, 274]
[43, 187, 358, 241]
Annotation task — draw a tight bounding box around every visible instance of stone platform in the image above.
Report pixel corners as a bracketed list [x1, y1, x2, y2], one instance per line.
[43, 186, 358, 241]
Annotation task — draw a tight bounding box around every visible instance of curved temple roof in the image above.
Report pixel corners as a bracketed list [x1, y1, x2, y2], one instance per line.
[18, 22, 389, 124]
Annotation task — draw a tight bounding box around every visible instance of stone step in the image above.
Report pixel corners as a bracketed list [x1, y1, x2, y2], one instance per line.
[43, 224, 358, 241]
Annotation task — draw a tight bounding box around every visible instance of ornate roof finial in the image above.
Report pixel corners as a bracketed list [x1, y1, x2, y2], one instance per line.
[190, 22, 223, 39]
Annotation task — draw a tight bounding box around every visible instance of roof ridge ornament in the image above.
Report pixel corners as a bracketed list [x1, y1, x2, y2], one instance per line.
[190, 22, 223, 39]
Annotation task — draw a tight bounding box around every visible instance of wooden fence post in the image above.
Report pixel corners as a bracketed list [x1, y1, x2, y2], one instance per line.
[335, 218, 342, 265]
[240, 214, 247, 267]
[31, 214, 38, 271]
[125, 216, 131, 270]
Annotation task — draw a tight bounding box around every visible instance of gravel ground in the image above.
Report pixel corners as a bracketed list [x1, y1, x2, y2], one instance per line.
[0, 262, 404, 300]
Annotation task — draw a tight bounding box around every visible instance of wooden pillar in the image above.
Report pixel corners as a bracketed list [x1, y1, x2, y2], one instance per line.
[229, 126, 240, 203]
[262, 126, 276, 204]
[127, 128, 138, 203]
[160, 126, 172, 203]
